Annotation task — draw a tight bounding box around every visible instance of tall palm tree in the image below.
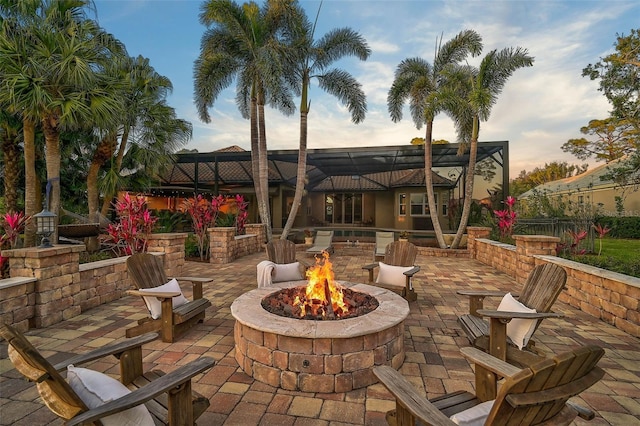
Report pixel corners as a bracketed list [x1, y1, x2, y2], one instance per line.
[280, 2, 370, 239]
[444, 47, 534, 248]
[387, 30, 482, 248]
[194, 0, 296, 241]
[0, 109, 23, 213]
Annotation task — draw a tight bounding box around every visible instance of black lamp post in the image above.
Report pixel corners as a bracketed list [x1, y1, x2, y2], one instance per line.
[34, 207, 56, 248]
[34, 179, 57, 248]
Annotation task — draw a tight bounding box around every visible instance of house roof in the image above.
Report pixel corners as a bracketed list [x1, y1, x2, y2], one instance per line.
[519, 157, 638, 198]
[157, 141, 508, 194]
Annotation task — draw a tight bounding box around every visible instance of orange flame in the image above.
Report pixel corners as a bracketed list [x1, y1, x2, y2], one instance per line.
[295, 251, 347, 318]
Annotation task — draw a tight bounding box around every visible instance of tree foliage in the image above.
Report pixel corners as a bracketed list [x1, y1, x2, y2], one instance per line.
[510, 161, 588, 197]
[562, 117, 638, 162]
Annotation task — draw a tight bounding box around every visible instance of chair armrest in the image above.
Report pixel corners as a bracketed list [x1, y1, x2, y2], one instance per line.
[373, 365, 455, 425]
[362, 262, 378, 271]
[174, 276, 213, 283]
[127, 289, 181, 299]
[65, 357, 215, 426]
[459, 347, 521, 378]
[403, 266, 420, 277]
[53, 333, 159, 371]
[476, 309, 564, 320]
[456, 290, 511, 297]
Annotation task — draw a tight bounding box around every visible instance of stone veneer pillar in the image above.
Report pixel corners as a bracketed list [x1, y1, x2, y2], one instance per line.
[146, 233, 187, 277]
[512, 235, 560, 284]
[466, 226, 491, 260]
[3, 245, 85, 328]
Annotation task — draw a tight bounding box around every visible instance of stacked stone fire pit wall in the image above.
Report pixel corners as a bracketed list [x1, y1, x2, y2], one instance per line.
[231, 282, 409, 393]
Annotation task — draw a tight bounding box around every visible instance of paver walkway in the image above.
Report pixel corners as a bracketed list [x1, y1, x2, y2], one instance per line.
[1, 249, 639, 425]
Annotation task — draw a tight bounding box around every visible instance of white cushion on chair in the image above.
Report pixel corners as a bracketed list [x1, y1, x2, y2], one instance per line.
[497, 292, 537, 350]
[139, 278, 188, 319]
[273, 262, 303, 282]
[376, 262, 413, 288]
[67, 365, 154, 426]
[450, 399, 494, 425]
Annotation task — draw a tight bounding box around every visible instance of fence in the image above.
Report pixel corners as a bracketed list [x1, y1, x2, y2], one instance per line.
[518, 218, 595, 253]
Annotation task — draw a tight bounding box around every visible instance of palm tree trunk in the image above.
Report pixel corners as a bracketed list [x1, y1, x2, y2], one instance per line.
[22, 118, 38, 247]
[1, 129, 19, 213]
[100, 128, 130, 218]
[249, 89, 266, 237]
[423, 120, 447, 248]
[257, 92, 272, 241]
[452, 117, 480, 248]
[88, 134, 117, 251]
[282, 85, 310, 239]
[42, 116, 61, 244]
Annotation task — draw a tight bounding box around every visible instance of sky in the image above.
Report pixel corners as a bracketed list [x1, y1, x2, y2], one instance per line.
[92, 0, 639, 179]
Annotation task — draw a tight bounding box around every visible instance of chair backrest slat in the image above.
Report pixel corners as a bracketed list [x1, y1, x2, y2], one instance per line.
[127, 253, 168, 290]
[383, 241, 417, 267]
[488, 345, 604, 425]
[0, 324, 88, 420]
[266, 239, 297, 264]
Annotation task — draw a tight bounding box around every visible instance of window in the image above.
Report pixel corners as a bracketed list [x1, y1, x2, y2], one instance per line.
[398, 193, 407, 216]
[410, 193, 438, 216]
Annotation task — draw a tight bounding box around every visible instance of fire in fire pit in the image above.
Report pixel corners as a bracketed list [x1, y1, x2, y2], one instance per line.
[261, 251, 379, 320]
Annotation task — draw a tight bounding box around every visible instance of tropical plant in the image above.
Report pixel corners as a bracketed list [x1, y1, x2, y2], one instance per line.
[102, 193, 158, 256]
[442, 46, 534, 248]
[592, 223, 611, 256]
[387, 29, 483, 248]
[0, 211, 31, 277]
[182, 194, 223, 261]
[194, 0, 297, 241]
[557, 229, 588, 256]
[493, 196, 517, 240]
[279, 1, 370, 240]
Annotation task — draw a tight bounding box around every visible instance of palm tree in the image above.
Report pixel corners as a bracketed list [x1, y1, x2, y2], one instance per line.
[280, 2, 370, 239]
[444, 47, 534, 248]
[1, 0, 124, 243]
[194, 0, 296, 241]
[387, 30, 482, 248]
[0, 109, 23, 213]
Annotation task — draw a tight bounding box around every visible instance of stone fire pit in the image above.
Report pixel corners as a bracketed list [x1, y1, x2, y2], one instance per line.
[231, 280, 409, 393]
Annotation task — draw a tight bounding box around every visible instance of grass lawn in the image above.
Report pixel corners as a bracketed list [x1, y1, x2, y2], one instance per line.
[569, 237, 640, 278]
[598, 237, 640, 261]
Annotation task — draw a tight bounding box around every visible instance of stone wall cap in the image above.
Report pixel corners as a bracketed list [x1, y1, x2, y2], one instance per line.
[0, 276, 37, 290]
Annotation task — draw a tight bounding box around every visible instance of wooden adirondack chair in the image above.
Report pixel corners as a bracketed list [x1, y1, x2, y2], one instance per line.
[306, 230, 335, 255]
[126, 253, 212, 343]
[362, 240, 420, 301]
[457, 263, 567, 367]
[0, 324, 214, 426]
[373, 231, 395, 260]
[373, 344, 604, 426]
[262, 239, 310, 284]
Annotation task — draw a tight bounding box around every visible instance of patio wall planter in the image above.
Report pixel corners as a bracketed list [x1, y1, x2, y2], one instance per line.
[467, 227, 640, 338]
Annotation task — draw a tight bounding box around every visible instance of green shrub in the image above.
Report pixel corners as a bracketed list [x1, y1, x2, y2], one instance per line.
[565, 254, 640, 278]
[184, 234, 200, 258]
[594, 216, 640, 239]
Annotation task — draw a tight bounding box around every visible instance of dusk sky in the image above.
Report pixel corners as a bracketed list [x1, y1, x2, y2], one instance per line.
[93, 0, 639, 178]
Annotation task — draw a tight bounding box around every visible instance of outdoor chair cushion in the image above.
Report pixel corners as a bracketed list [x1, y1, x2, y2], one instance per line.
[376, 262, 414, 288]
[449, 399, 494, 426]
[138, 278, 188, 319]
[67, 365, 154, 426]
[273, 262, 303, 282]
[497, 292, 537, 350]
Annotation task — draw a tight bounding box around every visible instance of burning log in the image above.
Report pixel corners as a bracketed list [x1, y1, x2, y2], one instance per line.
[323, 279, 335, 319]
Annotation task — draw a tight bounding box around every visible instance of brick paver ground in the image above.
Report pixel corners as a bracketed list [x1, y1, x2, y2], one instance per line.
[1, 249, 639, 425]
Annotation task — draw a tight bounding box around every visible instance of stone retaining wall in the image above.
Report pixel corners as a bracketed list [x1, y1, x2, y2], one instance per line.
[208, 224, 264, 264]
[0, 233, 186, 332]
[466, 227, 640, 337]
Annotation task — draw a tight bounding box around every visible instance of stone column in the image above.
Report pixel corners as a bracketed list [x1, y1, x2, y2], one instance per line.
[146, 233, 187, 277]
[209, 227, 236, 264]
[513, 235, 560, 284]
[466, 227, 491, 260]
[3, 245, 84, 328]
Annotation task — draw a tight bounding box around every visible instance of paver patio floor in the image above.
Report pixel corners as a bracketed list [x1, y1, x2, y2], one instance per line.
[1, 249, 639, 425]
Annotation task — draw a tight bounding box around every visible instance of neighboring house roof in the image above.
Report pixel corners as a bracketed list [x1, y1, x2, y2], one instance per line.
[158, 141, 507, 193]
[519, 157, 638, 198]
